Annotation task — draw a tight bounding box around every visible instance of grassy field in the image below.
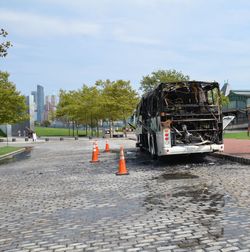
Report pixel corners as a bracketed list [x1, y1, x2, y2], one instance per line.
[224, 132, 250, 140]
[0, 146, 22, 156]
[35, 127, 90, 136]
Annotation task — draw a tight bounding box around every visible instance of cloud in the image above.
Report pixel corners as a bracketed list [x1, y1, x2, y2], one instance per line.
[0, 8, 100, 37]
[187, 38, 250, 55]
[113, 28, 161, 46]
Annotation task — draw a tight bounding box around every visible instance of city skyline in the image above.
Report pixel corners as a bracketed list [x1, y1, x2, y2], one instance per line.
[30, 84, 58, 123]
[1, 0, 250, 95]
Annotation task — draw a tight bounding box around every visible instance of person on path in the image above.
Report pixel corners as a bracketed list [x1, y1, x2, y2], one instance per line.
[32, 132, 37, 142]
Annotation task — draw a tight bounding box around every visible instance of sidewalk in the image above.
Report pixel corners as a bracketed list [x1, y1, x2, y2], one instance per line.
[224, 139, 250, 159]
[214, 139, 250, 164]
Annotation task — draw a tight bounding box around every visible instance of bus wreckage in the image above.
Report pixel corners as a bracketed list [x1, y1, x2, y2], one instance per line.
[135, 81, 226, 157]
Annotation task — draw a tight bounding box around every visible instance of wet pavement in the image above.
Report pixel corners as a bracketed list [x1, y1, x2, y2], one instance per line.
[0, 138, 250, 251]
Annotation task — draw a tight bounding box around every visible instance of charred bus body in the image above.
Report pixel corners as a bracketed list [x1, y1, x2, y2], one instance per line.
[135, 81, 224, 156]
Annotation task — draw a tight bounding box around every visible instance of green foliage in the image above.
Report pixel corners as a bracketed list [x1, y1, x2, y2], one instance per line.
[0, 29, 12, 57]
[41, 120, 51, 127]
[0, 71, 28, 124]
[0, 128, 6, 137]
[57, 85, 101, 126]
[96, 79, 139, 121]
[140, 69, 190, 93]
[221, 94, 229, 106]
[57, 80, 139, 127]
[0, 146, 22, 156]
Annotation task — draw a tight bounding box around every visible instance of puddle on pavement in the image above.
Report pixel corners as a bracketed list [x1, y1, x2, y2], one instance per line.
[144, 181, 225, 215]
[159, 172, 199, 180]
[173, 185, 224, 208]
[0, 149, 31, 166]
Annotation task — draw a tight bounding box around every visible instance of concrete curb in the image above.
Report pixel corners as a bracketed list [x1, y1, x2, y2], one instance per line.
[211, 152, 250, 165]
[0, 148, 27, 161]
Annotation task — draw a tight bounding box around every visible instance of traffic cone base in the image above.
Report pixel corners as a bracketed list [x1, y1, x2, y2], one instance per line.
[116, 171, 129, 176]
[90, 160, 100, 163]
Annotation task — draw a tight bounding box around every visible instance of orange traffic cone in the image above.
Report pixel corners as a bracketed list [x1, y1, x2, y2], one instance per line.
[95, 141, 100, 156]
[90, 142, 99, 163]
[116, 146, 129, 175]
[104, 140, 110, 152]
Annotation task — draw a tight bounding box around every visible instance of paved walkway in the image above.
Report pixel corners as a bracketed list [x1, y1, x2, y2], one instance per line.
[1, 139, 250, 251]
[224, 139, 250, 159]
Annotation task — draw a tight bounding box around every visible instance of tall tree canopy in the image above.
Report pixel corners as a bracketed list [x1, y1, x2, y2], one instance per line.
[57, 85, 102, 125]
[57, 80, 139, 135]
[96, 79, 139, 122]
[0, 29, 12, 57]
[140, 69, 190, 93]
[0, 71, 28, 124]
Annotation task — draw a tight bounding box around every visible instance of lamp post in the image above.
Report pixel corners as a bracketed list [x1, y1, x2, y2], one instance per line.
[6, 124, 9, 146]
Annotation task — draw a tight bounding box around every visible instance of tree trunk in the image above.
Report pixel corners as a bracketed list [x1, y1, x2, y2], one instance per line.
[91, 114, 93, 137]
[109, 119, 112, 138]
[96, 119, 99, 137]
[123, 117, 127, 137]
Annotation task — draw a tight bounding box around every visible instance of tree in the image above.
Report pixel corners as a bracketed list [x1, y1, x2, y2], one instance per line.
[57, 80, 139, 137]
[221, 94, 229, 106]
[0, 29, 12, 57]
[140, 69, 190, 93]
[96, 79, 139, 133]
[41, 120, 51, 127]
[57, 89, 78, 136]
[0, 71, 28, 124]
[57, 86, 102, 136]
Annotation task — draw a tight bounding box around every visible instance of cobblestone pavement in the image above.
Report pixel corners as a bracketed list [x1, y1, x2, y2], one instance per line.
[0, 138, 250, 252]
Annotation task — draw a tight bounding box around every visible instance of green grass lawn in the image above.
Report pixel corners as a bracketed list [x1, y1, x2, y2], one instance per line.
[0, 146, 22, 156]
[224, 132, 250, 139]
[35, 127, 89, 136]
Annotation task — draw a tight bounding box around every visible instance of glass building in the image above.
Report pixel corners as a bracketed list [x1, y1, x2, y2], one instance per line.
[37, 85, 44, 123]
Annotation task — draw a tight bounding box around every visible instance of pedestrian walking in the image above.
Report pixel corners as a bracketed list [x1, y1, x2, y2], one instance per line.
[32, 132, 37, 142]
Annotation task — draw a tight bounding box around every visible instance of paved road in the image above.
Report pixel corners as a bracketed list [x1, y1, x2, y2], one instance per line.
[0, 139, 250, 252]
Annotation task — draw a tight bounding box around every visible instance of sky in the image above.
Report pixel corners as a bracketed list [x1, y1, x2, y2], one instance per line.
[0, 0, 250, 96]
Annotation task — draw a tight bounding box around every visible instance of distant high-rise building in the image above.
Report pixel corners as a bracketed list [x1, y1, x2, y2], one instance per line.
[51, 95, 57, 107]
[44, 95, 57, 121]
[31, 91, 37, 121]
[221, 82, 231, 97]
[37, 85, 44, 122]
[31, 91, 37, 104]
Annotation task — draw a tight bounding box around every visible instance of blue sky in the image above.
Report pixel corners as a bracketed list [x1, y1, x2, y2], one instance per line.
[1, 0, 250, 96]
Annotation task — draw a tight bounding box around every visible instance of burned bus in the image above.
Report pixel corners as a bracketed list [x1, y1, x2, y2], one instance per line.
[135, 81, 224, 157]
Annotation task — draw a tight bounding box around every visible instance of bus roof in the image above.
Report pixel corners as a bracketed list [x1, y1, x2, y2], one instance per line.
[142, 81, 219, 98]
